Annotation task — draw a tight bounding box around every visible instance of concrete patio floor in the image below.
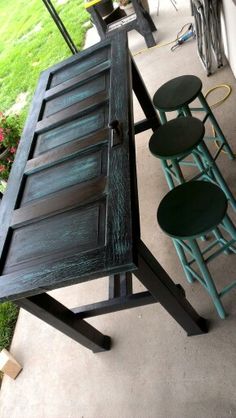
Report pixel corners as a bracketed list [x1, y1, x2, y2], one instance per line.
[1, 1, 236, 417]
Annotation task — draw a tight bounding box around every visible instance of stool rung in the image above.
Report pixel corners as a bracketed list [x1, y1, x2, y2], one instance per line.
[176, 239, 193, 255]
[188, 238, 223, 265]
[220, 222, 236, 238]
[177, 155, 196, 165]
[189, 109, 209, 124]
[177, 235, 236, 269]
[189, 107, 205, 112]
[190, 171, 212, 182]
[218, 240, 236, 254]
[204, 136, 218, 142]
[201, 239, 222, 256]
[217, 239, 236, 254]
[177, 154, 199, 168]
[205, 239, 236, 263]
[202, 113, 210, 124]
[219, 280, 236, 298]
[213, 144, 224, 162]
[165, 165, 180, 181]
[185, 265, 208, 289]
[179, 161, 196, 167]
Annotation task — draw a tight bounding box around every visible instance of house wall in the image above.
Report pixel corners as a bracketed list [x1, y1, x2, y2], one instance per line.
[221, 0, 236, 78]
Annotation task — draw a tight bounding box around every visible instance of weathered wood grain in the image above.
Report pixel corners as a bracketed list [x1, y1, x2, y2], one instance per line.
[25, 128, 109, 174]
[49, 45, 110, 88]
[21, 147, 107, 205]
[44, 73, 108, 117]
[0, 34, 207, 343]
[16, 294, 111, 352]
[44, 60, 111, 101]
[0, 36, 138, 301]
[12, 176, 107, 228]
[36, 91, 109, 133]
[34, 106, 108, 155]
[4, 202, 106, 274]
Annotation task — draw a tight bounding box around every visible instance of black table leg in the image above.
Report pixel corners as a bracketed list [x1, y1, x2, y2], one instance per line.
[131, 58, 161, 133]
[16, 293, 111, 352]
[134, 240, 208, 336]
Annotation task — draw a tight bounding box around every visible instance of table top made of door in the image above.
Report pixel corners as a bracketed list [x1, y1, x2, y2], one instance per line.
[0, 32, 140, 302]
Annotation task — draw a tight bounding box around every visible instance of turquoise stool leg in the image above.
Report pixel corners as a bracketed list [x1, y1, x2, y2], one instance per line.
[198, 142, 236, 211]
[181, 105, 192, 117]
[177, 109, 184, 117]
[172, 159, 185, 184]
[188, 238, 227, 319]
[213, 227, 231, 255]
[161, 160, 175, 189]
[192, 150, 208, 175]
[159, 111, 167, 124]
[198, 92, 235, 160]
[222, 215, 236, 240]
[173, 239, 195, 283]
[181, 106, 209, 177]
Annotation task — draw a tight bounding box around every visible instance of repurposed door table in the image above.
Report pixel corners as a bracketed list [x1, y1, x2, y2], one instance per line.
[0, 33, 207, 352]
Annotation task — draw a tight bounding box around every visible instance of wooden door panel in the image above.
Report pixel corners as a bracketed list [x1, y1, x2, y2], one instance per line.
[34, 106, 108, 155]
[21, 146, 107, 205]
[49, 45, 110, 88]
[44, 61, 111, 102]
[0, 34, 138, 302]
[35, 91, 109, 134]
[43, 72, 108, 118]
[25, 129, 109, 174]
[3, 201, 106, 275]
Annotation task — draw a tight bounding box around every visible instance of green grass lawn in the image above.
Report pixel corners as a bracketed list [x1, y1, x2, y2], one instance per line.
[0, 0, 91, 119]
[0, 0, 91, 356]
[0, 302, 19, 351]
[0, 302, 19, 382]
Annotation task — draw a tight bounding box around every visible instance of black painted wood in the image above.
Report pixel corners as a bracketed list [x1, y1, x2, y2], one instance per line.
[131, 58, 161, 132]
[0, 34, 137, 302]
[134, 117, 159, 135]
[120, 273, 133, 297]
[0, 33, 208, 352]
[87, 0, 157, 48]
[72, 291, 155, 318]
[16, 294, 111, 352]
[109, 273, 132, 299]
[149, 117, 205, 159]
[134, 240, 208, 336]
[153, 75, 202, 112]
[157, 181, 227, 239]
[44, 60, 111, 101]
[49, 42, 111, 87]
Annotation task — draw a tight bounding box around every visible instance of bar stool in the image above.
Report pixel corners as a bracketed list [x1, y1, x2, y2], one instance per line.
[157, 181, 236, 319]
[152, 75, 235, 161]
[149, 116, 236, 211]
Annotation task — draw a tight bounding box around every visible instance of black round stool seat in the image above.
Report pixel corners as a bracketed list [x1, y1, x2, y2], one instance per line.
[153, 75, 202, 111]
[149, 117, 205, 159]
[157, 181, 228, 239]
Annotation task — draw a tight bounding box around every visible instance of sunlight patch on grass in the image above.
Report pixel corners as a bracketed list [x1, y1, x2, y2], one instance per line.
[6, 92, 29, 115]
[17, 23, 42, 43]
